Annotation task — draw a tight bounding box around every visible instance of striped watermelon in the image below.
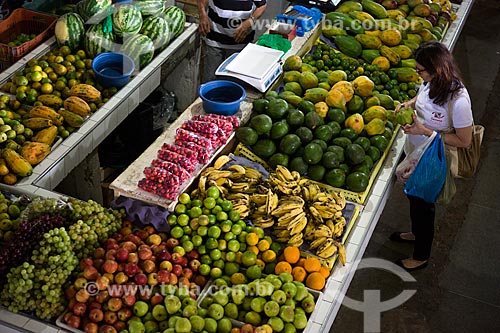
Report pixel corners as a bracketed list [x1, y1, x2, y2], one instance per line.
[55, 13, 85, 51]
[121, 34, 155, 69]
[163, 6, 186, 38]
[84, 24, 116, 58]
[112, 4, 143, 38]
[135, 0, 166, 17]
[77, 0, 112, 23]
[140, 16, 171, 52]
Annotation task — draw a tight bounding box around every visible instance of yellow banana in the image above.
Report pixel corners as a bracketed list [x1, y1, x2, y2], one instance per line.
[250, 193, 268, 205]
[313, 225, 333, 238]
[308, 184, 320, 201]
[277, 209, 305, 226]
[198, 175, 207, 193]
[214, 155, 231, 169]
[288, 232, 303, 246]
[201, 166, 216, 176]
[334, 223, 344, 237]
[326, 219, 336, 234]
[228, 164, 246, 174]
[276, 165, 294, 182]
[308, 206, 323, 223]
[304, 223, 316, 241]
[291, 170, 301, 182]
[279, 195, 305, 206]
[309, 236, 327, 250]
[301, 186, 310, 202]
[208, 170, 233, 181]
[335, 241, 346, 265]
[332, 192, 346, 209]
[227, 193, 250, 201]
[273, 229, 291, 238]
[316, 238, 338, 258]
[286, 212, 307, 231]
[290, 215, 308, 235]
[266, 190, 279, 215]
[244, 167, 262, 180]
[231, 182, 251, 192]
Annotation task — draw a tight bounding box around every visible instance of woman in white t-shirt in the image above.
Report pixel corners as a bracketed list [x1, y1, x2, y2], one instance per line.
[390, 41, 473, 271]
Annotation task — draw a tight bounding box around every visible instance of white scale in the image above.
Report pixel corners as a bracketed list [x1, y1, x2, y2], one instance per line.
[215, 43, 284, 92]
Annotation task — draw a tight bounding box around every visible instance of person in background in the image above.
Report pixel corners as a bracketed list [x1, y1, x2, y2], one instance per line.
[391, 41, 473, 271]
[197, 0, 267, 83]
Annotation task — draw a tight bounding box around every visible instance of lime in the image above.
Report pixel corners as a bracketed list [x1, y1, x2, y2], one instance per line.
[208, 226, 222, 239]
[206, 186, 220, 199]
[228, 210, 240, 222]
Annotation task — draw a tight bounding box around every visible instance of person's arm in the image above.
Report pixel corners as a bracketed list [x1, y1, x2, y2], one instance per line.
[234, 4, 268, 43]
[395, 96, 417, 112]
[197, 0, 210, 36]
[442, 126, 472, 148]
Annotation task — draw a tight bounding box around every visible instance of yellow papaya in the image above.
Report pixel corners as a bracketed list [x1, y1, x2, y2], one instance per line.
[372, 56, 391, 71]
[362, 105, 388, 123]
[27, 105, 64, 126]
[2, 148, 33, 177]
[314, 101, 329, 118]
[365, 30, 382, 38]
[23, 117, 53, 130]
[335, 0, 363, 13]
[388, 67, 419, 82]
[406, 33, 423, 44]
[352, 75, 375, 97]
[303, 88, 329, 104]
[349, 11, 376, 27]
[58, 109, 84, 128]
[63, 96, 91, 117]
[345, 113, 365, 134]
[283, 55, 302, 71]
[380, 29, 402, 46]
[284, 82, 303, 96]
[328, 70, 348, 85]
[380, 45, 401, 65]
[69, 84, 101, 103]
[355, 34, 382, 49]
[325, 89, 346, 111]
[37, 94, 63, 109]
[32, 125, 58, 145]
[386, 9, 407, 21]
[390, 45, 413, 59]
[365, 118, 386, 136]
[299, 72, 319, 90]
[331, 81, 354, 103]
[322, 26, 348, 38]
[20, 142, 51, 165]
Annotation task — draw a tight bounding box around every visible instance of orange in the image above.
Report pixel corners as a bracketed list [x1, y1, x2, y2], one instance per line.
[246, 232, 259, 246]
[274, 261, 292, 275]
[257, 239, 270, 252]
[283, 246, 300, 264]
[319, 266, 331, 279]
[247, 245, 259, 256]
[292, 266, 307, 282]
[304, 257, 321, 273]
[305, 272, 326, 290]
[261, 249, 276, 263]
[296, 258, 306, 267]
[230, 272, 247, 285]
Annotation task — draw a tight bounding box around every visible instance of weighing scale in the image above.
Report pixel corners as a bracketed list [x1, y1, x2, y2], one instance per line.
[215, 43, 284, 93]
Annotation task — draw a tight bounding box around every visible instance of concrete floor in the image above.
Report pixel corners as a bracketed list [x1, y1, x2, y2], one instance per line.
[331, 0, 500, 332]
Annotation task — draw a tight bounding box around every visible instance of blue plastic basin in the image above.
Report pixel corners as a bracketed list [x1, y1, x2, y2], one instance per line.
[92, 52, 135, 88]
[199, 80, 246, 116]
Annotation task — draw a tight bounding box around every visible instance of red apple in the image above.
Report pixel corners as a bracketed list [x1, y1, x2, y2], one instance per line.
[99, 324, 117, 333]
[171, 253, 183, 265]
[125, 234, 142, 245]
[117, 308, 132, 321]
[73, 302, 87, 316]
[67, 298, 77, 311]
[65, 285, 77, 299]
[189, 259, 201, 272]
[114, 233, 124, 241]
[95, 290, 110, 304]
[148, 272, 158, 286]
[144, 225, 156, 235]
[157, 249, 172, 261]
[186, 250, 199, 260]
[165, 238, 179, 250]
[124, 263, 140, 277]
[194, 275, 208, 288]
[107, 297, 123, 312]
[66, 314, 81, 328]
[178, 276, 190, 288]
[135, 229, 149, 241]
[94, 258, 104, 270]
[169, 273, 178, 285]
[157, 270, 170, 284]
[115, 248, 129, 262]
[122, 294, 136, 307]
[105, 249, 117, 261]
[179, 256, 188, 267]
[75, 288, 90, 303]
[88, 301, 102, 310]
[182, 268, 193, 280]
[138, 245, 153, 261]
[138, 288, 152, 301]
[127, 253, 139, 264]
[83, 322, 98, 333]
[150, 293, 164, 306]
[104, 311, 117, 325]
[113, 320, 126, 332]
[63, 311, 73, 323]
[104, 238, 119, 251]
[141, 259, 156, 274]
[172, 264, 183, 277]
[95, 275, 110, 291]
[89, 308, 104, 323]
[108, 285, 124, 298]
[102, 260, 118, 274]
[120, 241, 137, 253]
[134, 273, 147, 286]
[79, 258, 94, 270]
[114, 272, 128, 285]
[159, 260, 172, 272]
[94, 247, 106, 259]
[82, 266, 99, 280]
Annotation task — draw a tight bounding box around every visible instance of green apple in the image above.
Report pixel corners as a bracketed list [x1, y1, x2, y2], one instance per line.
[152, 304, 167, 321]
[213, 290, 229, 306]
[224, 302, 238, 319]
[190, 315, 205, 332]
[279, 305, 295, 323]
[164, 295, 181, 315]
[250, 297, 267, 313]
[268, 316, 285, 332]
[204, 317, 217, 333]
[264, 300, 280, 317]
[133, 300, 149, 317]
[175, 317, 192, 333]
[231, 287, 246, 305]
[282, 282, 297, 299]
[128, 320, 146, 333]
[245, 311, 262, 326]
[294, 285, 309, 302]
[168, 315, 180, 328]
[271, 290, 287, 305]
[208, 303, 224, 320]
[284, 322, 297, 333]
[144, 320, 158, 333]
[279, 272, 294, 283]
[301, 294, 316, 313]
[256, 280, 274, 297]
[182, 304, 198, 317]
[218, 317, 232, 333]
[293, 312, 308, 329]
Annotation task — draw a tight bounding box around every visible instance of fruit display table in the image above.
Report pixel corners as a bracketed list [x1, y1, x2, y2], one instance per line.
[0, 23, 199, 198]
[0, 0, 475, 332]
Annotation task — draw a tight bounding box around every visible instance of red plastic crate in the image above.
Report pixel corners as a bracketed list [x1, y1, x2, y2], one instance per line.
[0, 8, 57, 70]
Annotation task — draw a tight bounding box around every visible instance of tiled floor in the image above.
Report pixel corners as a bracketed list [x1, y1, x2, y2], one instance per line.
[331, 0, 500, 332]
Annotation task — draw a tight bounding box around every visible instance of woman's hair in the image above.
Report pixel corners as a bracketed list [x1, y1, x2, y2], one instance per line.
[414, 41, 463, 106]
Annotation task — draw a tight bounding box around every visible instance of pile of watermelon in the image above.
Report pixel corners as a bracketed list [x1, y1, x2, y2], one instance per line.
[55, 0, 187, 69]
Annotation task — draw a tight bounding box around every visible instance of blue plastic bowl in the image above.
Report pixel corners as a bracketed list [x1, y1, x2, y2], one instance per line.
[92, 52, 135, 88]
[199, 80, 246, 116]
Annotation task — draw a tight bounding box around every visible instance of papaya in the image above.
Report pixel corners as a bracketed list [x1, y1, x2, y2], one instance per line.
[374, 94, 395, 110]
[408, 0, 424, 8]
[334, 35, 363, 58]
[386, 9, 407, 21]
[303, 88, 329, 104]
[299, 72, 319, 90]
[395, 106, 415, 125]
[301, 63, 315, 73]
[362, 105, 388, 123]
[380, 29, 402, 46]
[331, 81, 354, 103]
[328, 70, 348, 85]
[364, 95, 380, 109]
[400, 58, 417, 68]
[32, 125, 58, 145]
[335, 0, 363, 13]
[352, 75, 375, 97]
[325, 89, 346, 111]
[69, 84, 101, 103]
[64, 96, 91, 117]
[349, 11, 376, 27]
[380, 45, 401, 65]
[362, 0, 388, 19]
[37, 94, 63, 109]
[413, 3, 432, 17]
[345, 113, 365, 134]
[2, 148, 33, 177]
[372, 56, 391, 71]
[355, 34, 382, 49]
[403, 39, 420, 51]
[388, 67, 419, 82]
[326, 12, 365, 35]
[20, 142, 51, 165]
[314, 101, 329, 118]
[27, 105, 64, 126]
[283, 55, 302, 71]
[406, 33, 423, 44]
[58, 109, 84, 128]
[418, 28, 437, 42]
[315, 70, 330, 83]
[361, 49, 381, 63]
[365, 30, 382, 38]
[284, 82, 303, 96]
[23, 117, 53, 130]
[347, 95, 364, 114]
[322, 26, 348, 38]
[390, 45, 413, 59]
[408, 16, 433, 30]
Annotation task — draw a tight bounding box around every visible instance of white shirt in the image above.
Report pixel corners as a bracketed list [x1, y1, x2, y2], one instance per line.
[405, 83, 473, 154]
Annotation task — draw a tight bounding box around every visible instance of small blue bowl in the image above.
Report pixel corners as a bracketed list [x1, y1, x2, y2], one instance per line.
[199, 80, 246, 116]
[92, 52, 135, 88]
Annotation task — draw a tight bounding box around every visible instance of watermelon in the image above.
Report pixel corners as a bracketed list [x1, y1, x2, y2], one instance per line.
[140, 16, 171, 52]
[163, 6, 186, 38]
[55, 13, 85, 51]
[135, 0, 166, 17]
[121, 34, 154, 69]
[84, 24, 116, 58]
[77, 0, 112, 23]
[112, 4, 143, 38]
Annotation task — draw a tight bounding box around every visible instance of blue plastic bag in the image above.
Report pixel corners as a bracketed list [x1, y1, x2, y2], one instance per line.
[404, 133, 447, 203]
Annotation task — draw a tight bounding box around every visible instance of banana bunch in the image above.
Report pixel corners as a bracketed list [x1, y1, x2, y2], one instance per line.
[271, 195, 307, 247]
[248, 189, 279, 228]
[227, 192, 251, 219]
[269, 165, 302, 196]
[306, 216, 347, 263]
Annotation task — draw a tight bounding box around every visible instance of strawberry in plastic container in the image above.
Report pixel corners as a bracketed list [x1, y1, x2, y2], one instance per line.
[151, 159, 191, 181]
[157, 149, 197, 173]
[175, 140, 211, 164]
[175, 128, 214, 152]
[192, 114, 236, 136]
[161, 143, 198, 163]
[181, 120, 219, 135]
[143, 166, 181, 185]
[138, 178, 180, 200]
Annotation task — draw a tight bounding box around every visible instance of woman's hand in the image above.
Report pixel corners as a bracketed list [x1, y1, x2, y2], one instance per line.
[402, 114, 434, 136]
